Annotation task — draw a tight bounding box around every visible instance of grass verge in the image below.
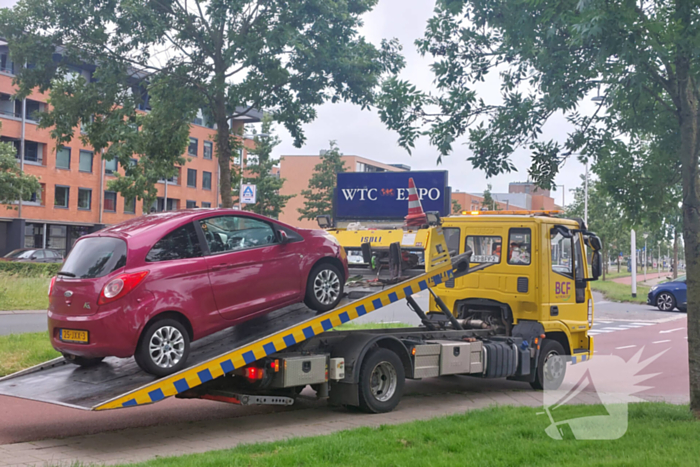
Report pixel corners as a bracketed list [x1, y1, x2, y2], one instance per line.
[0, 332, 60, 377]
[0, 273, 50, 310]
[591, 280, 649, 304]
[124, 403, 698, 467]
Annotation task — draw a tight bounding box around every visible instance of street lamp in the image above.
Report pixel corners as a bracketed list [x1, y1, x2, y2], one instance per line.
[643, 233, 649, 282]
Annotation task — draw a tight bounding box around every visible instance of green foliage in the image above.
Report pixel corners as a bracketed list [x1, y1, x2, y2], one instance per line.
[0, 126, 40, 207]
[0, 0, 404, 208]
[235, 115, 294, 218]
[0, 262, 60, 277]
[298, 142, 346, 221]
[451, 198, 462, 214]
[481, 184, 497, 211]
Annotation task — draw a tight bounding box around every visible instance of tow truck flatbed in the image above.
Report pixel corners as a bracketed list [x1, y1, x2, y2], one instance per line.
[0, 265, 454, 411]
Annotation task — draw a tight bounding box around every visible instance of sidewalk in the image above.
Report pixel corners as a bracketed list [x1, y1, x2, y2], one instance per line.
[611, 271, 670, 286]
[0, 310, 46, 315]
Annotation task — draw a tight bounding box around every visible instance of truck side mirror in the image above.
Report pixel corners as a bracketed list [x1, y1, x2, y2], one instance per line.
[591, 250, 602, 280]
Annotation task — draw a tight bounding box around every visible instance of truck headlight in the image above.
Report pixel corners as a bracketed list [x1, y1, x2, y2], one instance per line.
[588, 299, 593, 327]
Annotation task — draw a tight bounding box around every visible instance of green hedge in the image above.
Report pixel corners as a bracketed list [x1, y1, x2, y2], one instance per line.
[0, 262, 61, 277]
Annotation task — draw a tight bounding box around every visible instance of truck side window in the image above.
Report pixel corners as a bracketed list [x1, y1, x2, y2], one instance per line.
[574, 234, 585, 280]
[466, 236, 502, 263]
[508, 228, 531, 265]
[443, 227, 460, 256]
[550, 230, 573, 277]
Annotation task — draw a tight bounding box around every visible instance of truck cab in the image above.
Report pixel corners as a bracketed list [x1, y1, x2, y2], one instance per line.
[435, 212, 601, 364]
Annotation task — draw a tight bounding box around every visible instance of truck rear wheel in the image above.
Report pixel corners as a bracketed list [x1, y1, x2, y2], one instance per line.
[358, 348, 405, 413]
[530, 340, 566, 390]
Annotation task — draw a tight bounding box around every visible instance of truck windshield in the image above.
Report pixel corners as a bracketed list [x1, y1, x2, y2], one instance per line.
[60, 237, 127, 279]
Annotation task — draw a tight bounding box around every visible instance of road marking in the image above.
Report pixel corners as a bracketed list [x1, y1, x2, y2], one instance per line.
[652, 340, 671, 344]
[602, 327, 624, 331]
[631, 322, 655, 326]
[596, 321, 613, 324]
[617, 325, 641, 328]
[596, 301, 610, 305]
[615, 345, 637, 350]
[659, 327, 685, 334]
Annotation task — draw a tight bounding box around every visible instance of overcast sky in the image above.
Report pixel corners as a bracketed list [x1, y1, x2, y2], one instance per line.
[1, 0, 591, 203]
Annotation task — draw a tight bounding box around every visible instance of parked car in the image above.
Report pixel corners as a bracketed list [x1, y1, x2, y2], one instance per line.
[48, 209, 348, 376]
[3, 248, 64, 263]
[648, 276, 687, 312]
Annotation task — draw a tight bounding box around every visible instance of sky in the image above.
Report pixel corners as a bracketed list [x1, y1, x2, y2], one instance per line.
[0, 0, 592, 204]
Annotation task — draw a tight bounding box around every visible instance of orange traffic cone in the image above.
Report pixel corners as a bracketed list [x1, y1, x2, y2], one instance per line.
[404, 177, 428, 227]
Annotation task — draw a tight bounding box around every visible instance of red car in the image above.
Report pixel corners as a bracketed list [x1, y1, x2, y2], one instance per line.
[48, 209, 348, 376]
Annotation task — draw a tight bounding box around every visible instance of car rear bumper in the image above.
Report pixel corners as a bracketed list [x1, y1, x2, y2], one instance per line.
[48, 307, 138, 359]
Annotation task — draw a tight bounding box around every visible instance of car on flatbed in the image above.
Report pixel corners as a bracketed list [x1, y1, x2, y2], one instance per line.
[49, 209, 348, 376]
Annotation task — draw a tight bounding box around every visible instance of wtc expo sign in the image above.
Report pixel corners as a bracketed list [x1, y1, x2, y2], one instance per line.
[335, 171, 450, 219]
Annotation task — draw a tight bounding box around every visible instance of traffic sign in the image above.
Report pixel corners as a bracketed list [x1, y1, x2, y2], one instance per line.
[241, 184, 256, 204]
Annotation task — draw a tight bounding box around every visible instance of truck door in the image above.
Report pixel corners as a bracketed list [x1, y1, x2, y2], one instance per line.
[547, 225, 582, 320]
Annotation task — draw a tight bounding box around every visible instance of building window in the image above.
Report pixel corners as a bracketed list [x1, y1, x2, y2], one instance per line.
[56, 147, 71, 170]
[187, 168, 197, 188]
[105, 158, 118, 175]
[202, 171, 212, 190]
[203, 141, 213, 160]
[124, 196, 136, 214]
[130, 158, 138, 167]
[26, 184, 44, 206]
[24, 141, 41, 164]
[79, 150, 93, 173]
[152, 197, 178, 211]
[188, 137, 198, 156]
[0, 53, 14, 75]
[54, 186, 69, 208]
[104, 191, 117, 212]
[77, 188, 92, 210]
[186, 200, 197, 208]
[201, 202, 211, 208]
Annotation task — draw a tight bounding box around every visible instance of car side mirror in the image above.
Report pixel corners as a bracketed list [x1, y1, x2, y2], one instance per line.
[591, 250, 602, 280]
[278, 230, 290, 244]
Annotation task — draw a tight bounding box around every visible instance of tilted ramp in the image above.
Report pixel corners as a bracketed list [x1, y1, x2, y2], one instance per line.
[0, 263, 453, 411]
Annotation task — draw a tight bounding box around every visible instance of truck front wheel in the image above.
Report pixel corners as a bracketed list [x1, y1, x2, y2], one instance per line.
[530, 340, 566, 390]
[358, 348, 405, 413]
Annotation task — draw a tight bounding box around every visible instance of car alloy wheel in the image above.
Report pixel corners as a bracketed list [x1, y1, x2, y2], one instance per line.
[313, 269, 341, 306]
[149, 325, 186, 368]
[656, 293, 675, 311]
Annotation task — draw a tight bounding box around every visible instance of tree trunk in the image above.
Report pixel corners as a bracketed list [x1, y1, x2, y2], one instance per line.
[617, 253, 620, 273]
[677, 47, 700, 417]
[602, 245, 606, 281]
[215, 96, 233, 208]
[674, 231, 679, 279]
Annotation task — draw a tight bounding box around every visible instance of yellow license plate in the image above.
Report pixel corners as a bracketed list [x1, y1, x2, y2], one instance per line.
[60, 329, 89, 343]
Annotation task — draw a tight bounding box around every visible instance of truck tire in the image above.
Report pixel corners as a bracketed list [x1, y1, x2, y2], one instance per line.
[63, 354, 104, 367]
[135, 319, 190, 377]
[358, 347, 405, 413]
[530, 340, 566, 390]
[305, 263, 344, 312]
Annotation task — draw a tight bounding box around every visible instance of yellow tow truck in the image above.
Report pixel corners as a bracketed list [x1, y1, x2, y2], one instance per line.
[323, 208, 602, 389]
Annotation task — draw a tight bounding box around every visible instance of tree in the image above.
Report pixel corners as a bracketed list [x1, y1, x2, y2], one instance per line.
[1, 0, 404, 210]
[0, 123, 40, 207]
[298, 142, 346, 221]
[452, 198, 462, 214]
[481, 184, 497, 211]
[379, 0, 700, 416]
[237, 115, 294, 218]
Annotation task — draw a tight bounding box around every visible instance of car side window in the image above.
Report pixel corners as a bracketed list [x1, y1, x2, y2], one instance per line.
[199, 216, 277, 254]
[33, 250, 45, 259]
[551, 230, 573, 277]
[146, 223, 203, 262]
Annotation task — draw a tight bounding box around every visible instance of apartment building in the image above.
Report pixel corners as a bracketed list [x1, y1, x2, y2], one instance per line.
[0, 43, 260, 257]
[278, 154, 409, 228]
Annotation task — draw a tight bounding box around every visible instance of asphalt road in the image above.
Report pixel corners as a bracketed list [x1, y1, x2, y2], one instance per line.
[0, 313, 47, 336]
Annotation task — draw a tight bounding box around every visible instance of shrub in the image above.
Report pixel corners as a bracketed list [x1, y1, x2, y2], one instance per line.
[0, 262, 61, 277]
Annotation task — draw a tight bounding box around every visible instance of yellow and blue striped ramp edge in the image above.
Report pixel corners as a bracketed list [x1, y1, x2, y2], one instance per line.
[94, 263, 454, 410]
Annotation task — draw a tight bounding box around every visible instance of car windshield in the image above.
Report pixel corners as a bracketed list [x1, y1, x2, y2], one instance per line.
[3, 249, 34, 259]
[60, 237, 127, 279]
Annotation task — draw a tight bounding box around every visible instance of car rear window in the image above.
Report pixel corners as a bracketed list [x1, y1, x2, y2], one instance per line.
[60, 237, 127, 279]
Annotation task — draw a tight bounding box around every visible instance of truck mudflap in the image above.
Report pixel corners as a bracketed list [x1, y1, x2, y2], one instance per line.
[0, 263, 454, 411]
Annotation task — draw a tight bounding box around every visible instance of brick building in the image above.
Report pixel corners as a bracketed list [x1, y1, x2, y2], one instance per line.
[0, 43, 260, 257]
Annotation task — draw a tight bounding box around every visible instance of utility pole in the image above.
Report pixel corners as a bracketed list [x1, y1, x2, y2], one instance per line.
[643, 233, 648, 282]
[584, 161, 588, 226]
[631, 229, 637, 297]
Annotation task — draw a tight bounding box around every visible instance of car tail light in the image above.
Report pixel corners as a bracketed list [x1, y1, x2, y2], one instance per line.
[98, 271, 149, 305]
[48, 276, 56, 296]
